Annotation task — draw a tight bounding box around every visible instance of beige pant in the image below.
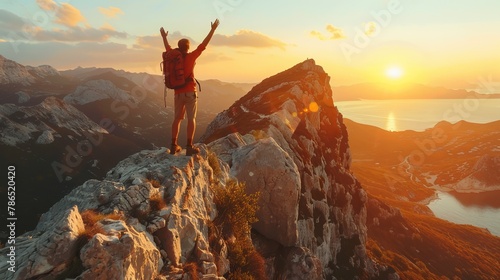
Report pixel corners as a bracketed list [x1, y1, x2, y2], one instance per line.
[174, 92, 197, 120]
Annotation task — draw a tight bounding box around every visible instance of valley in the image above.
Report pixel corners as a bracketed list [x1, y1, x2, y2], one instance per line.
[344, 118, 500, 279]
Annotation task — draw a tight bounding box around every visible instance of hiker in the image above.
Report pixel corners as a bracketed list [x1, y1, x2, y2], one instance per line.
[160, 19, 220, 156]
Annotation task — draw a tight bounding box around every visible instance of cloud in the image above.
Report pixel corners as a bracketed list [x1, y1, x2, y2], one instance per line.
[364, 22, 379, 36]
[101, 22, 116, 31]
[55, 3, 85, 27]
[0, 10, 125, 43]
[99, 7, 124, 18]
[0, 9, 27, 32]
[310, 30, 326, 41]
[36, 0, 57, 11]
[32, 26, 127, 42]
[134, 35, 162, 50]
[134, 31, 197, 50]
[0, 40, 159, 72]
[212, 30, 287, 50]
[311, 24, 346, 40]
[35, 0, 86, 27]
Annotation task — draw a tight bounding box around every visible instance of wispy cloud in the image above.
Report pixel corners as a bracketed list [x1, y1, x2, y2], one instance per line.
[0, 40, 159, 71]
[55, 3, 85, 27]
[35, 0, 85, 27]
[0, 9, 26, 32]
[32, 26, 127, 42]
[0, 11, 125, 43]
[36, 0, 57, 11]
[134, 31, 196, 50]
[212, 30, 287, 50]
[311, 24, 346, 40]
[364, 22, 378, 36]
[99, 7, 124, 18]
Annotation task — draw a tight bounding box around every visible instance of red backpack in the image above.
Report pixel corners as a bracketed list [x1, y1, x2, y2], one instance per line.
[161, 48, 187, 90]
[160, 49, 201, 107]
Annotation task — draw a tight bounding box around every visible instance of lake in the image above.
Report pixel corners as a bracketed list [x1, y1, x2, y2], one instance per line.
[428, 191, 500, 236]
[336, 98, 500, 236]
[335, 98, 500, 132]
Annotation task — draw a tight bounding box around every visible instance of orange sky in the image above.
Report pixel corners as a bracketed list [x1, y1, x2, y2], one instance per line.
[1, 1, 499, 92]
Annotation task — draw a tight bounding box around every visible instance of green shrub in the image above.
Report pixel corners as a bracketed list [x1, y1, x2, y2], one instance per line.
[211, 180, 267, 279]
[212, 180, 259, 239]
[207, 150, 222, 179]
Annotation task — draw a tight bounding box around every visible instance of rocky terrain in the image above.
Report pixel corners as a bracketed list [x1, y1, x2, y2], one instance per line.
[0, 60, 399, 279]
[0, 55, 248, 234]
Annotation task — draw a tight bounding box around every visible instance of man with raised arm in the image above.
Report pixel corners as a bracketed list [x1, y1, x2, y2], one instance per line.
[160, 19, 220, 156]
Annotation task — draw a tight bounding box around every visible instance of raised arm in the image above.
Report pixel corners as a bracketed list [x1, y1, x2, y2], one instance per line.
[201, 19, 220, 47]
[160, 27, 171, 51]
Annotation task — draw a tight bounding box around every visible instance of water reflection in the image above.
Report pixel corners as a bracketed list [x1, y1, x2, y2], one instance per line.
[385, 111, 397, 131]
[428, 191, 500, 236]
[449, 190, 500, 208]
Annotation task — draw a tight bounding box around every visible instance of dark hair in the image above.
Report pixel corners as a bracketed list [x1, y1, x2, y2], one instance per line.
[178, 38, 189, 53]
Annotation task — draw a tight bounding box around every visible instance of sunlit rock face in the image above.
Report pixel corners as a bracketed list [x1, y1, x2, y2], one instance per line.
[201, 59, 370, 277]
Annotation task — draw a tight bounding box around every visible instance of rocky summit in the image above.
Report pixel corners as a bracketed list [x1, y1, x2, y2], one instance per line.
[201, 59, 371, 278]
[0, 60, 394, 279]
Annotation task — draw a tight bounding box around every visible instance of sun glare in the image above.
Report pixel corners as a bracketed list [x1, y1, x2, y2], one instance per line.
[385, 66, 404, 79]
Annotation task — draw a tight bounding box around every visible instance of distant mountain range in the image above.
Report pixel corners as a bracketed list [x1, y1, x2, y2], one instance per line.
[344, 118, 500, 194]
[332, 82, 500, 101]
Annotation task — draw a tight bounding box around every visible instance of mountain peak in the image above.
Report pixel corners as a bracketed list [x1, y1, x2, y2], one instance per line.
[0, 55, 60, 86]
[201, 59, 369, 276]
[242, 59, 331, 103]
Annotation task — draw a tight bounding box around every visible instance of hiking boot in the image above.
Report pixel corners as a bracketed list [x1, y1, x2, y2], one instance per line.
[169, 144, 182, 155]
[186, 145, 200, 156]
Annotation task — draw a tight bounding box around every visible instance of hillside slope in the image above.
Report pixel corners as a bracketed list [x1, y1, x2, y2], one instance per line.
[344, 119, 500, 279]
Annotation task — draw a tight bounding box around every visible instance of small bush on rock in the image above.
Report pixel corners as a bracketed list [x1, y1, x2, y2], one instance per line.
[211, 180, 266, 279]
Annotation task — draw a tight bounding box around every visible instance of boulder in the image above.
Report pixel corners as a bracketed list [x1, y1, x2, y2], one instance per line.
[13, 206, 85, 279]
[79, 219, 161, 280]
[230, 137, 301, 246]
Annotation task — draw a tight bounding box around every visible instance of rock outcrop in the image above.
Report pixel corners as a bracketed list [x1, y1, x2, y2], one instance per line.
[201, 59, 369, 278]
[0, 148, 223, 280]
[0, 59, 386, 279]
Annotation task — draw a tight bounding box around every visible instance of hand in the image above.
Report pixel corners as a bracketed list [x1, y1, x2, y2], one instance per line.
[160, 27, 168, 38]
[211, 19, 220, 30]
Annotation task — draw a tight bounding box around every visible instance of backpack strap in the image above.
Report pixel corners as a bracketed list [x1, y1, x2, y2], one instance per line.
[163, 84, 167, 108]
[195, 78, 201, 92]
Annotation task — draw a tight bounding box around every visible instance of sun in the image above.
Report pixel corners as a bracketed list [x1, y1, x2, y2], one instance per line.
[385, 66, 404, 79]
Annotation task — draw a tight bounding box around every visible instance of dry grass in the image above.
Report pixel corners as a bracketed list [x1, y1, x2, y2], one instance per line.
[150, 192, 167, 212]
[81, 209, 122, 227]
[182, 262, 199, 280]
[79, 210, 123, 241]
[147, 179, 162, 189]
